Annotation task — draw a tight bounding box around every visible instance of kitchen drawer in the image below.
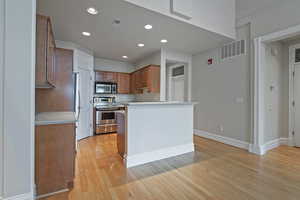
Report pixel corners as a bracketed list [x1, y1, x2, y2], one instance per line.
[96, 124, 118, 134]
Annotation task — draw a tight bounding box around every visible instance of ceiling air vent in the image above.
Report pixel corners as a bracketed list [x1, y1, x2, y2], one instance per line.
[221, 40, 246, 60]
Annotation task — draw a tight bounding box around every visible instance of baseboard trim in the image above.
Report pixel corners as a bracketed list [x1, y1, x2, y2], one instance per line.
[3, 192, 34, 200]
[194, 129, 289, 155]
[194, 129, 250, 150]
[126, 143, 195, 168]
[259, 138, 289, 155]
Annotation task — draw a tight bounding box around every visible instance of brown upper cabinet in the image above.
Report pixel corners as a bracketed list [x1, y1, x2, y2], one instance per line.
[117, 73, 131, 94]
[95, 71, 118, 83]
[131, 65, 160, 94]
[94, 65, 160, 94]
[36, 14, 56, 88]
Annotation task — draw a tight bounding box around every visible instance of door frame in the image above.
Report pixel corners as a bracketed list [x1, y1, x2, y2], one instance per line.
[253, 24, 300, 154]
[167, 63, 185, 101]
[288, 43, 300, 147]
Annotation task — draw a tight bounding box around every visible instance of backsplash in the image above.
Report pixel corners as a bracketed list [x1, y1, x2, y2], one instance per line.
[93, 92, 160, 103]
[135, 89, 160, 102]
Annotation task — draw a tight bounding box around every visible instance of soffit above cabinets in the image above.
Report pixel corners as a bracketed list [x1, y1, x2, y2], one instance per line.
[124, 0, 236, 39]
[170, 0, 193, 20]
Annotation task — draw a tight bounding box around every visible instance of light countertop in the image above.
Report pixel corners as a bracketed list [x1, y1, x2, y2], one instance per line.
[35, 112, 77, 126]
[123, 101, 197, 106]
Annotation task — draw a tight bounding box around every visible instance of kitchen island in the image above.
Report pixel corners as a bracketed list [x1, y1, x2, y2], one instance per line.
[120, 102, 195, 168]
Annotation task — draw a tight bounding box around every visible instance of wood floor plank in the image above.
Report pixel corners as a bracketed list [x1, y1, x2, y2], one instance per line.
[41, 134, 300, 200]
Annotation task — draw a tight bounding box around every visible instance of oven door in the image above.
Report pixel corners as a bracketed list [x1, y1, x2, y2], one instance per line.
[96, 111, 115, 125]
[95, 83, 112, 94]
[95, 110, 117, 134]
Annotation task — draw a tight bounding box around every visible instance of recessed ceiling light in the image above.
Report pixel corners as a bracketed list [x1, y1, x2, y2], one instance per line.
[122, 56, 128, 59]
[161, 39, 168, 43]
[86, 7, 99, 15]
[144, 24, 153, 30]
[137, 43, 145, 47]
[82, 32, 91, 36]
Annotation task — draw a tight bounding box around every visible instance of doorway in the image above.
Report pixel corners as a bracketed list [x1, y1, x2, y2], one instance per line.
[289, 44, 300, 147]
[167, 63, 186, 101]
[253, 24, 300, 155]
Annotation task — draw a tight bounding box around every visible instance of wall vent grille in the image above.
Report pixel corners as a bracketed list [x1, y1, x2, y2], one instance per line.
[221, 40, 246, 60]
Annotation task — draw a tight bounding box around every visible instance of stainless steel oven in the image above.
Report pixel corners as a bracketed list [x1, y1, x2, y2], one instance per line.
[95, 109, 118, 135]
[95, 82, 117, 94]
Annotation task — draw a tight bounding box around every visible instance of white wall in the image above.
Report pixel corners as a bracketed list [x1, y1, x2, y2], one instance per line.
[124, 0, 236, 39]
[0, 0, 4, 198]
[2, 0, 36, 199]
[94, 58, 135, 73]
[236, 0, 300, 145]
[192, 24, 251, 142]
[238, 0, 300, 38]
[134, 51, 161, 70]
[263, 42, 286, 143]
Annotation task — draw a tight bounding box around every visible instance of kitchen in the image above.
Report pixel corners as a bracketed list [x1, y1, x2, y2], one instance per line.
[34, 0, 196, 198]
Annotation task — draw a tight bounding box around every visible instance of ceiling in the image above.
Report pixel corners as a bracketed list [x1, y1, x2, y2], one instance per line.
[37, 0, 231, 63]
[236, 0, 284, 20]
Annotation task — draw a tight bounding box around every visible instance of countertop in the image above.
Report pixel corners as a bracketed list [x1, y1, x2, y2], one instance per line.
[123, 101, 197, 106]
[35, 112, 77, 126]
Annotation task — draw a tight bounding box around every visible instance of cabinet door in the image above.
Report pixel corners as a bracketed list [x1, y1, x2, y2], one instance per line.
[46, 19, 56, 86]
[35, 124, 76, 196]
[105, 71, 118, 83]
[130, 72, 136, 93]
[135, 70, 143, 89]
[95, 71, 104, 82]
[141, 67, 149, 88]
[117, 73, 130, 94]
[36, 15, 48, 87]
[95, 71, 117, 83]
[148, 66, 160, 93]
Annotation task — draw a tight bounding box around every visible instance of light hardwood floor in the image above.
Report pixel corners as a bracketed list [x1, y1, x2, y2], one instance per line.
[41, 134, 300, 200]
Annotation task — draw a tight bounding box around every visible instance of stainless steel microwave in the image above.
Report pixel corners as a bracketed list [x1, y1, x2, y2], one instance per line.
[95, 82, 117, 94]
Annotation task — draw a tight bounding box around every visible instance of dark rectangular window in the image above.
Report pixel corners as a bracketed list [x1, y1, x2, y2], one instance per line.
[172, 66, 184, 77]
[295, 48, 300, 63]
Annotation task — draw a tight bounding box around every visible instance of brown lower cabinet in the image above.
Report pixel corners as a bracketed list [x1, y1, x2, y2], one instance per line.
[35, 123, 76, 196]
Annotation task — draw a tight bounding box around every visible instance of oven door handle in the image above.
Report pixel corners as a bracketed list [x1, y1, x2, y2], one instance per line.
[99, 111, 117, 114]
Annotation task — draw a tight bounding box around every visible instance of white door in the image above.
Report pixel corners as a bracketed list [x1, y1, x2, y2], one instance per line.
[168, 65, 185, 101]
[76, 68, 92, 141]
[294, 64, 300, 147]
[171, 75, 185, 101]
